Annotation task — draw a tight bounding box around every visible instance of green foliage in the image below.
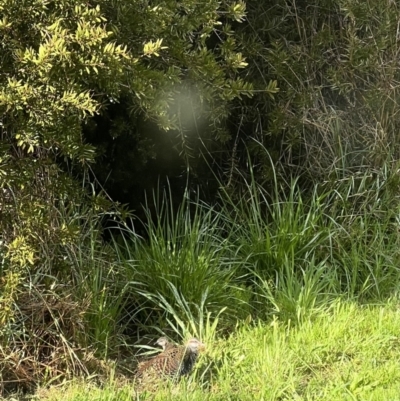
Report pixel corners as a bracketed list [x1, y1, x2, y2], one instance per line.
[254, 257, 337, 324]
[0, 0, 254, 390]
[234, 0, 400, 183]
[0, 0, 252, 272]
[114, 188, 251, 338]
[0, 204, 127, 390]
[84, 0, 255, 196]
[215, 149, 400, 321]
[67, 233, 128, 357]
[325, 168, 400, 300]
[104, 0, 252, 131]
[218, 159, 335, 321]
[221, 176, 333, 277]
[107, 154, 400, 334]
[0, 0, 130, 271]
[3, 0, 400, 394]
[2, 162, 400, 389]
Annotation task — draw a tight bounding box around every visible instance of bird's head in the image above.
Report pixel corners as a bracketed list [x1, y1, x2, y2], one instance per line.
[185, 338, 205, 352]
[155, 336, 169, 350]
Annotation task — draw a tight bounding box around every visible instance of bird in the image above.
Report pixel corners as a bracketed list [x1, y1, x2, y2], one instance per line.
[120, 337, 171, 376]
[134, 337, 205, 383]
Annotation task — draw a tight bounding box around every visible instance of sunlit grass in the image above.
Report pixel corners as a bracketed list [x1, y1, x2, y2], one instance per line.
[33, 300, 400, 401]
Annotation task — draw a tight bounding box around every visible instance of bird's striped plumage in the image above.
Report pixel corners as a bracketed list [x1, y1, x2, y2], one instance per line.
[135, 338, 204, 382]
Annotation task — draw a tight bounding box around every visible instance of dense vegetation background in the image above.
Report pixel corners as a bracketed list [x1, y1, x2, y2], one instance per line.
[1, 0, 400, 397]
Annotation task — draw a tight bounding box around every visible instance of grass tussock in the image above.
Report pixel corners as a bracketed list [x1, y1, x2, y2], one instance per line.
[114, 189, 252, 341]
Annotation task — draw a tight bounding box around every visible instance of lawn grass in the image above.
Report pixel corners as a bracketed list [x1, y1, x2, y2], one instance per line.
[32, 300, 400, 401]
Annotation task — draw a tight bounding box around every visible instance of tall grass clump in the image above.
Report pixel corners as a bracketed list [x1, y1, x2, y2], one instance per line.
[66, 236, 128, 358]
[325, 167, 400, 300]
[219, 147, 400, 322]
[113, 187, 250, 342]
[219, 163, 339, 322]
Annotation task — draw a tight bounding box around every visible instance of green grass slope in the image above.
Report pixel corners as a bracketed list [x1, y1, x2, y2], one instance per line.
[34, 301, 400, 401]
